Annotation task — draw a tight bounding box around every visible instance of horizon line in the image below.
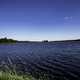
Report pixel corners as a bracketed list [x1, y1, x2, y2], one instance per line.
[0, 37, 80, 42]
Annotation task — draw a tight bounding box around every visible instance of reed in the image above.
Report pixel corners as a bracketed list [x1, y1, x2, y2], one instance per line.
[0, 71, 36, 80]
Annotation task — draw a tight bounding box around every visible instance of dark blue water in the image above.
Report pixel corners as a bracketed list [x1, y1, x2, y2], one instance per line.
[0, 42, 80, 80]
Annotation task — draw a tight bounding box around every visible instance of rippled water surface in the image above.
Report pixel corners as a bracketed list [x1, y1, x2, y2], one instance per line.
[0, 42, 80, 80]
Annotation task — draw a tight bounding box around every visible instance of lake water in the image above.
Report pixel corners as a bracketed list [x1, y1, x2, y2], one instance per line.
[0, 42, 80, 80]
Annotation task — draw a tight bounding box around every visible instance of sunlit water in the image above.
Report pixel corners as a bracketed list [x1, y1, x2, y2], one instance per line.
[0, 42, 80, 80]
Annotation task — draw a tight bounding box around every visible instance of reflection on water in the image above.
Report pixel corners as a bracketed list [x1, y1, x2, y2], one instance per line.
[0, 42, 80, 80]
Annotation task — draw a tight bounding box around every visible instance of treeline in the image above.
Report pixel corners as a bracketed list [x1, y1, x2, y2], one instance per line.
[0, 37, 17, 43]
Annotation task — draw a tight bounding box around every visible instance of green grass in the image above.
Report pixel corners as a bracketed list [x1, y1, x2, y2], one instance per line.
[0, 71, 36, 80]
[0, 65, 50, 80]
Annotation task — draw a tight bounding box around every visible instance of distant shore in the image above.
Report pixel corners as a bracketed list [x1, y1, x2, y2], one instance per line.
[0, 37, 17, 43]
[0, 37, 80, 43]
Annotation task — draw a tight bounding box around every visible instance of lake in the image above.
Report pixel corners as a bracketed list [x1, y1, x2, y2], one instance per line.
[0, 42, 80, 80]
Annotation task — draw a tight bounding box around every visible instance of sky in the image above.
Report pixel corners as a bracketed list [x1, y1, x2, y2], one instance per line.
[0, 0, 80, 41]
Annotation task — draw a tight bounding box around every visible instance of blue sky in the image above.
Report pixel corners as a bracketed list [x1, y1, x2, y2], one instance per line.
[0, 0, 80, 41]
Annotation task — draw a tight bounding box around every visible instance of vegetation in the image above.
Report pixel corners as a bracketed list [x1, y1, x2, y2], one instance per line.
[0, 37, 17, 43]
[0, 71, 36, 80]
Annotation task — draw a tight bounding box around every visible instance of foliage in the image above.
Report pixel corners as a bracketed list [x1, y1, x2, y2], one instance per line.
[0, 71, 36, 80]
[0, 37, 17, 43]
